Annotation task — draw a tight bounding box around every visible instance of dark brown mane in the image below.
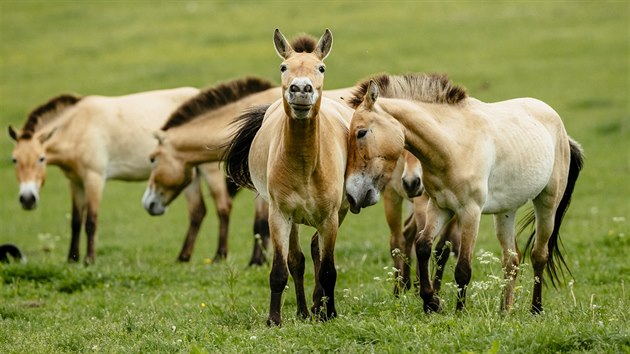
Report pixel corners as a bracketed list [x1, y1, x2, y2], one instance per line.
[290, 35, 317, 53]
[161, 77, 276, 131]
[348, 73, 467, 109]
[19, 94, 82, 140]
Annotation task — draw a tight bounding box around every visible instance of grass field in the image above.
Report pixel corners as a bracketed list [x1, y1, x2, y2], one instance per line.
[1, 1, 629, 353]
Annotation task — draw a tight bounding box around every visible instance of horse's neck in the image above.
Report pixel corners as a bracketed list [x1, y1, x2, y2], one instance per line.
[380, 99, 452, 171]
[280, 112, 321, 175]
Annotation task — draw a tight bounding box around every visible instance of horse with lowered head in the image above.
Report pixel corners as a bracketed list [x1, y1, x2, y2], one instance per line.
[345, 73, 583, 314]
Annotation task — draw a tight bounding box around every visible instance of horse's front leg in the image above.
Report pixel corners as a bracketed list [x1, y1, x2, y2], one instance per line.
[83, 172, 105, 265]
[433, 217, 459, 294]
[178, 171, 206, 262]
[454, 204, 482, 311]
[382, 185, 406, 295]
[266, 207, 291, 327]
[201, 164, 232, 261]
[287, 223, 308, 319]
[250, 198, 269, 266]
[415, 199, 452, 313]
[493, 211, 519, 312]
[311, 214, 339, 321]
[68, 182, 86, 263]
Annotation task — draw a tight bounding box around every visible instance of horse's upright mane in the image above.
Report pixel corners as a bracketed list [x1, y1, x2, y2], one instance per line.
[19, 94, 82, 140]
[161, 77, 276, 131]
[290, 35, 317, 53]
[348, 73, 468, 108]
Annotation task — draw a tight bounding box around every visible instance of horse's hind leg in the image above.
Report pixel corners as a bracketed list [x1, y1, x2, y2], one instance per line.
[530, 194, 558, 314]
[249, 198, 269, 266]
[287, 224, 309, 319]
[493, 210, 519, 312]
[178, 172, 206, 262]
[200, 164, 232, 262]
[68, 182, 86, 263]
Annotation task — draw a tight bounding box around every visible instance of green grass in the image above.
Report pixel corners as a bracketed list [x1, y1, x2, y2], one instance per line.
[1, 1, 629, 353]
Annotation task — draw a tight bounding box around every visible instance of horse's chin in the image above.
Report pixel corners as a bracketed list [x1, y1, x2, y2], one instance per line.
[349, 203, 361, 214]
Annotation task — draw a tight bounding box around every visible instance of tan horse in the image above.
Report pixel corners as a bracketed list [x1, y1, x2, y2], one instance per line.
[345, 73, 584, 314]
[141, 77, 280, 265]
[225, 29, 354, 326]
[7, 88, 229, 264]
[141, 79, 355, 265]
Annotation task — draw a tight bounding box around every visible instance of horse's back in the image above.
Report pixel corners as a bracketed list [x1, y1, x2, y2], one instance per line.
[465, 98, 568, 213]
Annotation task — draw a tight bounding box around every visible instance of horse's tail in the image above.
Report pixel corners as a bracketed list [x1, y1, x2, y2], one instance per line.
[223, 104, 271, 190]
[522, 137, 584, 287]
[0, 244, 26, 264]
[225, 176, 240, 198]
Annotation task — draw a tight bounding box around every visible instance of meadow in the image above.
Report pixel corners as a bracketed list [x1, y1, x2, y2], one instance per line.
[1, 1, 628, 353]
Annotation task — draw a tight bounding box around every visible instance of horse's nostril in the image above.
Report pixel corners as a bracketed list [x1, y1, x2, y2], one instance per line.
[346, 193, 356, 207]
[290, 84, 300, 93]
[304, 84, 312, 93]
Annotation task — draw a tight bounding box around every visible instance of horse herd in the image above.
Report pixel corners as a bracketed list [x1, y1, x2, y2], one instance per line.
[7, 29, 583, 326]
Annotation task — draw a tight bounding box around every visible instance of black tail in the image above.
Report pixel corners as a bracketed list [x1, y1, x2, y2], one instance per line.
[223, 104, 271, 190]
[225, 177, 241, 198]
[523, 138, 584, 287]
[0, 244, 26, 263]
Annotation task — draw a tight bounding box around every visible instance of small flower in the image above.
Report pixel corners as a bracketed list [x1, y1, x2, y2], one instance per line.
[203, 258, 213, 264]
[200, 303, 206, 308]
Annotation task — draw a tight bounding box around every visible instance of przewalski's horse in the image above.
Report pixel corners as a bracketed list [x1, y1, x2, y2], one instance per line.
[345, 73, 583, 314]
[225, 29, 354, 326]
[141, 77, 280, 265]
[7, 88, 227, 264]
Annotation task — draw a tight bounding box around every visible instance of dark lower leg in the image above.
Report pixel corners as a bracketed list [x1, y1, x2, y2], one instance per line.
[84, 210, 97, 265]
[68, 205, 82, 263]
[416, 237, 440, 312]
[267, 252, 288, 326]
[249, 215, 270, 266]
[288, 251, 308, 319]
[213, 210, 230, 261]
[312, 254, 337, 320]
[178, 199, 206, 262]
[454, 259, 472, 311]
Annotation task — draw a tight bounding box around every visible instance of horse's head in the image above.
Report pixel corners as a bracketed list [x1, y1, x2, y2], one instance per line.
[401, 150, 424, 198]
[345, 80, 405, 214]
[142, 131, 193, 215]
[273, 28, 332, 120]
[8, 126, 53, 210]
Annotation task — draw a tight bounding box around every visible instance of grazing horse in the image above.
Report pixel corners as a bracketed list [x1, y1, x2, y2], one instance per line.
[345, 73, 583, 314]
[7, 88, 230, 264]
[225, 29, 354, 326]
[142, 77, 281, 265]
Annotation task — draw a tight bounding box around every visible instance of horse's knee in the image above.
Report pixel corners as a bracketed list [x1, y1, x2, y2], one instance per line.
[415, 236, 432, 260]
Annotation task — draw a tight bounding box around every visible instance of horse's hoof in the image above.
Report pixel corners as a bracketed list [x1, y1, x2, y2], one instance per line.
[423, 295, 442, 313]
[266, 317, 282, 327]
[177, 256, 191, 263]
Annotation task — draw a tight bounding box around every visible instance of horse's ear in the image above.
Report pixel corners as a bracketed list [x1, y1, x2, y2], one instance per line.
[315, 28, 333, 60]
[8, 126, 19, 141]
[38, 127, 57, 144]
[273, 28, 293, 59]
[153, 131, 166, 145]
[365, 80, 380, 109]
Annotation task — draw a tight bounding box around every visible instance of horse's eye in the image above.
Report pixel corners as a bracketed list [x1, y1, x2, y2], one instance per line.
[318, 65, 326, 73]
[280, 64, 287, 73]
[11, 157, 17, 164]
[357, 129, 368, 139]
[38, 156, 46, 163]
[149, 156, 155, 164]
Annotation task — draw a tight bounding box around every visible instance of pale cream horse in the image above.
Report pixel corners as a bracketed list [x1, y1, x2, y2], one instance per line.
[345, 73, 583, 314]
[142, 77, 281, 264]
[8, 88, 230, 264]
[225, 29, 354, 326]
